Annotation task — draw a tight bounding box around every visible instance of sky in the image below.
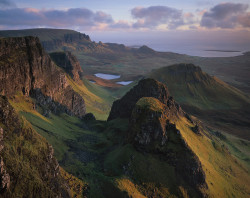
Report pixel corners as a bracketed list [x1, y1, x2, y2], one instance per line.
[0, 0, 250, 54]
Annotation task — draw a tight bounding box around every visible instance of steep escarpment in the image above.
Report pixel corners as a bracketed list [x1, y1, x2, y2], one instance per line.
[0, 36, 85, 118]
[50, 51, 83, 82]
[108, 78, 183, 121]
[0, 28, 91, 51]
[0, 96, 70, 197]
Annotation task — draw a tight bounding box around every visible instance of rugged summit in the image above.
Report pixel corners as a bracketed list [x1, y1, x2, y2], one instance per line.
[108, 79, 207, 196]
[0, 36, 86, 118]
[50, 51, 83, 82]
[108, 78, 182, 121]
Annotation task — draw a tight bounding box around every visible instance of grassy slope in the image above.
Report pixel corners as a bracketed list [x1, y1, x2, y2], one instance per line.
[9, 94, 127, 197]
[66, 76, 115, 120]
[2, 96, 85, 198]
[8, 91, 250, 197]
[176, 117, 250, 198]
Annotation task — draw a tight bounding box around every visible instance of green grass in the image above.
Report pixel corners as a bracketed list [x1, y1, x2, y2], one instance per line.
[136, 97, 164, 112]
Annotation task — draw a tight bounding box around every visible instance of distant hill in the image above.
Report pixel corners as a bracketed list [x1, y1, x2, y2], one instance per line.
[148, 63, 250, 110]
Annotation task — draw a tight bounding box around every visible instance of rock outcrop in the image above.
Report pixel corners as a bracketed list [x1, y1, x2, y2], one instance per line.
[0, 36, 85, 118]
[0, 95, 70, 197]
[129, 97, 207, 194]
[108, 78, 183, 121]
[50, 51, 83, 82]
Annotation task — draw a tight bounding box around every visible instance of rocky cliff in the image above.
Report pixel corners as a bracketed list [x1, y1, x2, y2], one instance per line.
[108, 78, 182, 121]
[0, 36, 86, 118]
[50, 51, 83, 82]
[0, 96, 70, 197]
[36, 31, 91, 51]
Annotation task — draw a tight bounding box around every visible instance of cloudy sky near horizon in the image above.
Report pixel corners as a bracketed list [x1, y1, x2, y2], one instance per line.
[1, 0, 250, 53]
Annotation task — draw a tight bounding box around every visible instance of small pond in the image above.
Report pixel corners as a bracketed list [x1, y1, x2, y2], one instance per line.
[94, 73, 120, 80]
[116, 81, 133, 85]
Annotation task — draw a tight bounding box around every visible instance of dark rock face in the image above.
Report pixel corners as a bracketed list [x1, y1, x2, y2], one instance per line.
[50, 51, 83, 82]
[108, 78, 182, 121]
[0, 128, 10, 193]
[0, 36, 85, 118]
[0, 96, 70, 197]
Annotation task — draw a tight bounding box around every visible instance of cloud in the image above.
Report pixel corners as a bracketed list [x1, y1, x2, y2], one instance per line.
[201, 3, 250, 28]
[0, 7, 114, 30]
[131, 6, 186, 29]
[0, 0, 15, 8]
[109, 20, 131, 29]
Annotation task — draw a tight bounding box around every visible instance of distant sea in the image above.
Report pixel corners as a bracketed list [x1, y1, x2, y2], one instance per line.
[130, 43, 247, 57]
[89, 31, 250, 58]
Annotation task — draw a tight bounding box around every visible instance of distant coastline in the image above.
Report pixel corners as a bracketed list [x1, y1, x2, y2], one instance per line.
[204, 49, 241, 53]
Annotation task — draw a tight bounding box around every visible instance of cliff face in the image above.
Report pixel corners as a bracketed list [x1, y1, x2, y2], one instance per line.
[41, 32, 91, 51]
[0, 96, 70, 197]
[50, 51, 83, 82]
[0, 36, 85, 118]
